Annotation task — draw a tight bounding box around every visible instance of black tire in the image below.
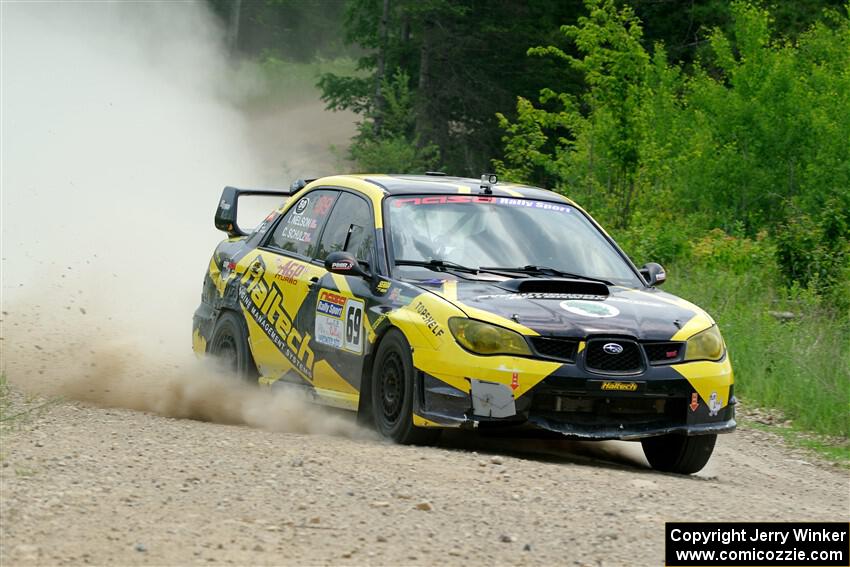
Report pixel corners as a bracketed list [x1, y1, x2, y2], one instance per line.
[371, 329, 440, 445]
[641, 433, 717, 474]
[208, 311, 258, 384]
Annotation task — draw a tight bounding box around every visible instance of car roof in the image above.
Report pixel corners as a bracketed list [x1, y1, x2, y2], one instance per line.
[317, 174, 571, 202]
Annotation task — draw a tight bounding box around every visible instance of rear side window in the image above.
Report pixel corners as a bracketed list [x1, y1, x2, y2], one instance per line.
[267, 190, 337, 257]
[316, 192, 375, 265]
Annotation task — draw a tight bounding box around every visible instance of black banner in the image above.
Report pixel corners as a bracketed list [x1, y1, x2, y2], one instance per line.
[666, 522, 849, 566]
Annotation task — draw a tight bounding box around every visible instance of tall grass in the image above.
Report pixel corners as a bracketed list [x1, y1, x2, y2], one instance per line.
[667, 265, 849, 438]
[248, 55, 361, 107]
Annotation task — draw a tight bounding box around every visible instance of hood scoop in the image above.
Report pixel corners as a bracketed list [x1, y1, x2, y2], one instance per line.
[495, 278, 609, 298]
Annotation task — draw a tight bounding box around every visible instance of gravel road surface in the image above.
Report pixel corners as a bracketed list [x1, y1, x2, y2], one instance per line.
[2, 389, 847, 567]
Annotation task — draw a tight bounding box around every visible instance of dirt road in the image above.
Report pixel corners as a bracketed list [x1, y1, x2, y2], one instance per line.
[1, 390, 847, 567]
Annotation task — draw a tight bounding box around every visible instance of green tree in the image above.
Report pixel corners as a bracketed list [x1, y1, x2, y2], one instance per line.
[496, 0, 661, 229]
[319, 0, 585, 175]
[498, 0, 850, 303]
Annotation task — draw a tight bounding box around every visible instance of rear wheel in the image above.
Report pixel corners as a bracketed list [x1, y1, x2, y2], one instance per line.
[208, 311, 258, 384]
[641, 433, 716, 474]
[371, 329, 440, 445]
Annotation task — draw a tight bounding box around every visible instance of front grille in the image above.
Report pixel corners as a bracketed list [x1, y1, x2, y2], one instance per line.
[643, 342, 684, 365]
[585, 339, 643, 374]
[530, 337, 578, 362]
[531, 394, 685, 427]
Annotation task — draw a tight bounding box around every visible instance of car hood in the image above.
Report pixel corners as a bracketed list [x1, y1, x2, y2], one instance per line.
[413, 277, 711, 341]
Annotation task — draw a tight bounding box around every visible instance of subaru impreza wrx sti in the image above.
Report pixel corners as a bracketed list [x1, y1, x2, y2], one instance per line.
[193, 173, 735, 474]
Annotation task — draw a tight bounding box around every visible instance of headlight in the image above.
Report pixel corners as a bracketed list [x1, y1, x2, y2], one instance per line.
[684, 325, 725, 362]
[448, 318, 532, 356]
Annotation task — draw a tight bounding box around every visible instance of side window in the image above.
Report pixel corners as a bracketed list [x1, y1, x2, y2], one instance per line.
[267, 190, 338, 257]
[316, 192, 375, 265]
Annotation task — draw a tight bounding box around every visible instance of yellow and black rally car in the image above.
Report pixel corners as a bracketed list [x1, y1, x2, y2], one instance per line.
[193, 173, 734, 474]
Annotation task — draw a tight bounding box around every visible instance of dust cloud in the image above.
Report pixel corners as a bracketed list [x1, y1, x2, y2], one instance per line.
[1, 1, 360, 436]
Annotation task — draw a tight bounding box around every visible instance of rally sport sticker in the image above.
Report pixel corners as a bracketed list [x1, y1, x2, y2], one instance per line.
[560, 299, 620, 318]
[315, 289, 364, 354]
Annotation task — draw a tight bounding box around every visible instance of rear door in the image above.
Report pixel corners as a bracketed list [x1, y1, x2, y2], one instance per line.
[236, 189, 337, 387]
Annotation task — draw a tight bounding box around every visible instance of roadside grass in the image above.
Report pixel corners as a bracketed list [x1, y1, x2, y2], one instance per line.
[0, 373, 11, 425]
[742, 418, 850, 467]
[667, 266, 850, 440]
[0, 373, 60, 432]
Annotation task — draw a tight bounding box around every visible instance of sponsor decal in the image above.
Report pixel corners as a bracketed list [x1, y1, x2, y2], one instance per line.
[393, 195, 495, 207]
[314, 289, 364, 354]
[476, 292, 607, 301]
[602, 342, 624, 355]
[413, 301, 445, 337]
[371, 313, 387, 331]
[317, 290, 346, 318]
[294, 197, 309, 214]
[314, 315, 342, 348]
[511, 372, 519, 391]
[689, 392, 699, 412]
[392, 195, 571, 213]
[600, 381, 638, 391]
[274, 259, 306, 285]
[218, 198, 231, 211]
[707, 391, 723, 416]
[560, 299, 620, 318]
[607, 296, 667, 308]
[286, 214, 318, 229]
[278, 219, 316, 243]
[496, 198, 570, 213]
[388, 287, 401, 302]
[239, 256, 314, 378]
[313, 195, 335, 216]
[376, 280, 391, 294]
[331, 260, 354, 271]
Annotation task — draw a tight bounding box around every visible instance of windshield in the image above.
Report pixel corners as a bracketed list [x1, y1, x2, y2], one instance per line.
[385, 195, 642, 287]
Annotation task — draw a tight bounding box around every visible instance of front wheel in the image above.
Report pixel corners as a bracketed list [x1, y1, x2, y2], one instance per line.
[371, 329, 440, 445]
[641, 433, 716, 474]
[208, 311, 258, 384]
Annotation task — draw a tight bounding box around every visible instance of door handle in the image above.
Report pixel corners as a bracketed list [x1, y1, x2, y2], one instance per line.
[307, 276, 320, 289]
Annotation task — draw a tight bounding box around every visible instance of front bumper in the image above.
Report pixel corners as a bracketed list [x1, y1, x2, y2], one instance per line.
[411, 355, 736, 440]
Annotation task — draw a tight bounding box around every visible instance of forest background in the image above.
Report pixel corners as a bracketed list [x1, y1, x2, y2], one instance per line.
[207, 0, 849, 454]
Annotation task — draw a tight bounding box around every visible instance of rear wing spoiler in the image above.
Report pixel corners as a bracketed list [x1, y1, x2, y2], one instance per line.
[214, 179, 315, 237]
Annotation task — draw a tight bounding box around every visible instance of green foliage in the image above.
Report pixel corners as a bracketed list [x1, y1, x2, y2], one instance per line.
[253, 56, 361, 107]
[350, 136, 439, 173]
[498, 0, 682, 229]
[207, 0, 348, 60]
[498, 0, 850, 311]
[667, 261, 849, 438]
[319, 0, 586, 174]
[347, 68, 440, 172]
[774, 200, 850, 310]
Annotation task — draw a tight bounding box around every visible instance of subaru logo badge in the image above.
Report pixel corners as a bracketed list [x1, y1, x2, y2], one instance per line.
[603, 343, 624, 355]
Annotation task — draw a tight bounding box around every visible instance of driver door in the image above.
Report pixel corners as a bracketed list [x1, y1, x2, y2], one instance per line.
[300, 190, 378, 409]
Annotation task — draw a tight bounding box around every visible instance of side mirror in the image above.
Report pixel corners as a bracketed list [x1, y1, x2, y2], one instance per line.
[325, 251, 369, 278]
[640, 262, 667, 286]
